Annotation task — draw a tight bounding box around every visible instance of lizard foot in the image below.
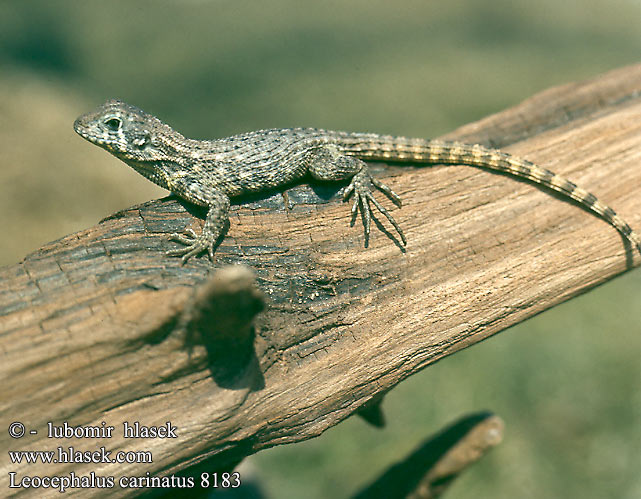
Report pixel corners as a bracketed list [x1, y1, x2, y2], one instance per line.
[343, 169, 406, 246]
[167, 228, 215, 265]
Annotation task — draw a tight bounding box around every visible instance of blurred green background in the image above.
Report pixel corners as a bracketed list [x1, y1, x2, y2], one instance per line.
[1, 1, 640, 497]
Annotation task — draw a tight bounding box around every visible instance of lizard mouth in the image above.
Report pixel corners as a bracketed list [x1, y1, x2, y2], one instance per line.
[73, 117, 92, 140]
[73, 117, 114, 151]
[73, 119, 83, 134]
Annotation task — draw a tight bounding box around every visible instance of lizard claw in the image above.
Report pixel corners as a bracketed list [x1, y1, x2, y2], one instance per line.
[167, 230, 214, 265]
[371, 176, 402, 207]
[344, 169, 406, 246]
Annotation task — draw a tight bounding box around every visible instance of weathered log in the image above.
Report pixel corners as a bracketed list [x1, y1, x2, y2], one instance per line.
[2, 63, 641, 496]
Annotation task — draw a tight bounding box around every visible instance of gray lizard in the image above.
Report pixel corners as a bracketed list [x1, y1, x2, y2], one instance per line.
[74, 99, 641, 263]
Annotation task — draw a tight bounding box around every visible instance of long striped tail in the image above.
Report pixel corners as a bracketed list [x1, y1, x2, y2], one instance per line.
[341, 134, 641, 255]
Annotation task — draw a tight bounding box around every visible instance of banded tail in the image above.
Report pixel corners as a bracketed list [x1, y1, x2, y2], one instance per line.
[340, 134, 641, 255]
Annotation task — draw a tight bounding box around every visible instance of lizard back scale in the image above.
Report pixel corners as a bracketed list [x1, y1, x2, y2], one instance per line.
[73, 99, 641, 263]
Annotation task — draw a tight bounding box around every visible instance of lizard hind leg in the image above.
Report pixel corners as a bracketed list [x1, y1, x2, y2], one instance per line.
[307, 148, 406, 246]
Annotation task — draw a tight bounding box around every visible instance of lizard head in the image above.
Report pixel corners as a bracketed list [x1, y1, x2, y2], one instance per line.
[73, 99, 173, 163]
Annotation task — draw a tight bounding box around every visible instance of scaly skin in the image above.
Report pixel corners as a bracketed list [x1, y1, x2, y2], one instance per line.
[74, 99, 641, 263]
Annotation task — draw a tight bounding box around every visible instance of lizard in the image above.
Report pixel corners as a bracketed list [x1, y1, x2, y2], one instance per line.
[73, 99, 641, 264]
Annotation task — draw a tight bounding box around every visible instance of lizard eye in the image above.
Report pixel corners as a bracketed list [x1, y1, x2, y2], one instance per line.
[104, 117, 122, 132]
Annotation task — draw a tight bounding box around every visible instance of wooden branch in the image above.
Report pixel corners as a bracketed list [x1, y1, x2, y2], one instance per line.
[2, 63, 641, 495]
[353, 412, 504, 499]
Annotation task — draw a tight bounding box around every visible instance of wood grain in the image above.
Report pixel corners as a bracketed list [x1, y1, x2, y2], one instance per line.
[2, 63, 641, 495]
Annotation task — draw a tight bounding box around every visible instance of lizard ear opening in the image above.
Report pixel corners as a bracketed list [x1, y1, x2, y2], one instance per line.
[133, 130, 151, 148]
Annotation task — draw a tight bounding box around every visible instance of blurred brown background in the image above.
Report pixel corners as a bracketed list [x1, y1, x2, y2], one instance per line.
[1, 1, 640, 497]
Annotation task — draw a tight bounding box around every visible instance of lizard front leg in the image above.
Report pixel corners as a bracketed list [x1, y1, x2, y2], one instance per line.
[307, 146, 406, 245]
[167, 190, 230, 264]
